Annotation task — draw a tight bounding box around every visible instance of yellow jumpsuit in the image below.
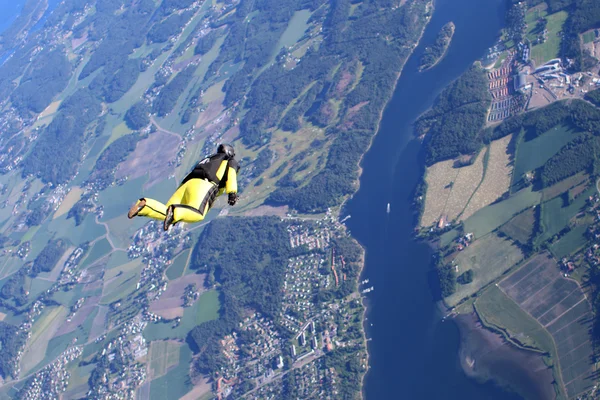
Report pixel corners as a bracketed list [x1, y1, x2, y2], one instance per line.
[134, 154, 239, 225]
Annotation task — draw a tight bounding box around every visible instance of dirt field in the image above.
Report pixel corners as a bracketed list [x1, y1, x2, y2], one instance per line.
[420, 159, 458, 227]
[116, 131, 178, 187]
[445, 150, 486, 221]
[89, 305, 108, 340]
[461, 135, 513, 220]
[149, 274, 206, 319]
[420, 150, 486, 227]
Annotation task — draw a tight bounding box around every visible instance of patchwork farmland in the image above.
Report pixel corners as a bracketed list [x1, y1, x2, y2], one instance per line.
[499, 253, 594, 398]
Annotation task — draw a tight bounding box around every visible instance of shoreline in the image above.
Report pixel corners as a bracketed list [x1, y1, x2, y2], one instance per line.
[344, 1, 436, 397]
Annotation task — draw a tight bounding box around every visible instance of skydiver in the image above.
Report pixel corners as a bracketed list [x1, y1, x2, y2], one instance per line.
[127, 143, 240, 231]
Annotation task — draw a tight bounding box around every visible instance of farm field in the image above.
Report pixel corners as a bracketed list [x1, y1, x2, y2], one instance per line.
[149, 343, 193, 400]
[530, 11, 569, 66]
[499, 253, 594, 398]
[20, 306, 67, 376]
[475, 285, 555, 354]
[463, 186, 541, 239]
[81, 238, 113, 268]
[445, 233, 524, 307]
[148, 274, 206, 319]
[549, 224, 590, 259]
[540, 186, 594, 242]
[148, 340, 181, 379]
[512, 124, 582, 191]
[498, 207, 535, 245]
[460, 135, 513, 220]
[143, 289, 220, 341]
[542, 171, 588, 201]
[443, 150, 486, 222]
[166, 250, 190, 280]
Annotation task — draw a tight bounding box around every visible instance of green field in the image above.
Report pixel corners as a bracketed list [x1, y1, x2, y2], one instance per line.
[143, 289, 220, 341]
[445, 234, 524, 307]
[105, 250, 132, 269]
[541, 171, 588, 201]
[463, 186, 542, 239]
[475, 285, 556, 355]
[499, 207, 536, 245]
[513, 125, 582, 190]
[549, 224, 589, 259]
[46, 213, 106, 246]
[582, 30, 596, 44]
[277, 9, 312, 51]
[98, 175, 147, 221]
[166, 250, 190, 280]
[81, 238, 112, 268]
[530, 11, 569, 66]
[149, 343, 193, 400]
[100, 259, 143, 305]
[149, 341, 181, 379]
[540, 186, 594, 242]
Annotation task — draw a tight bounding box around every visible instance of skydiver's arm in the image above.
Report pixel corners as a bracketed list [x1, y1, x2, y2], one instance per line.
[225, 159, 239, 194]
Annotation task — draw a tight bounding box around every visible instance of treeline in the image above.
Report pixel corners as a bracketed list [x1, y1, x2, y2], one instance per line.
[415, 66, 491, 165]
[490, 99, 600, 140]
[32, 239, 68, 275]
[21, 88, 102, 184]
[419, 22, 455, 71]
[188, 217, 293, 374]
[153, 65, 196, 117]
[541, 134, 600, 186]
[86, 133, 140, 190]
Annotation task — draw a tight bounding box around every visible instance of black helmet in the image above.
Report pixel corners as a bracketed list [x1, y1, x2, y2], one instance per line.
[217, 143, 235, 158]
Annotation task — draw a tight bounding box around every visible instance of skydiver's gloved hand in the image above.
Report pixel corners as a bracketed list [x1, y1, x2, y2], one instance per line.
[228, 193, 239, 206]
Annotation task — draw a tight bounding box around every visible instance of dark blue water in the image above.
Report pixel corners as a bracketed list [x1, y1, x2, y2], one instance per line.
[0, 1, 25, 35]
[346, 0, 529, 398]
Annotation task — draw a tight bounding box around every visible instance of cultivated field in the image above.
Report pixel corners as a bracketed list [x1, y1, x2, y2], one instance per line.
[541, 186, 594, 242]
[499, 207, 536, 245]
[20, 306, 67, 376]
[445, 233, 524, 307]
[499, 253, 594, 398]
[149, 274, 206, 319]
[444, 150, 486, 221]
[420, 159, 458, 227]
[461, 135, 513, 220]
[115, 131, 178, 187]
[542, 171, 589, 201]
[475, 285, 556, 355]
[144, 289, 220, 341]
[148, 340, 181, 379]
[463, 186, 541, 239]
[549, 224, 590, 259]
[513, 124, 582, 191]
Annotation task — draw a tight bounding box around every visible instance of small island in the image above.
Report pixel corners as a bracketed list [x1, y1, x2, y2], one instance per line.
[419, 21, 455, 71]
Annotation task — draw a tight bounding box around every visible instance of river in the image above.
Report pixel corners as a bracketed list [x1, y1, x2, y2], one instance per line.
[345, 0, 540, 398]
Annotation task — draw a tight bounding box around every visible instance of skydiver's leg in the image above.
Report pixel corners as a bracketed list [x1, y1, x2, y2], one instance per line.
[128, 198, 168, 220]
[128, 182, 187, 221]
[169, 179, 217, 225]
